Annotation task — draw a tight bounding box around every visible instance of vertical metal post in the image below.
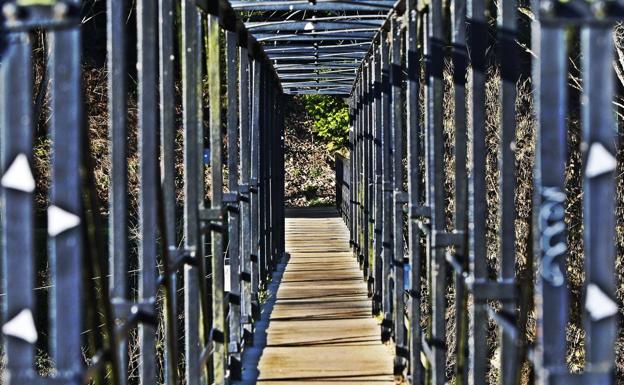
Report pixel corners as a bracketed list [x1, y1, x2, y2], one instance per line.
[450, 0, 469, 383]
[258, 69, 267, 287]
[158, 0, 178, 381]
[207, 13, 227, 385]
[532, 17, 568, 383]
[498, 2, 519, 384]
[107, 0, 129, 377]
[182, 0, 200, 382]
[239, 44, 253, 343]
[373, 46, 384, 316]
[405, 0, 423, 382]
[362, 64, 370, 279]
[250, 59, 261, 321]
[425, 1, 446, 383]
[48, 3, 84, 376]
[136, 0, 159, 379]
[366, 61, 375, 293]
[354, 78, 361, 264]
[467, 0, 488, 382]
[225, 28, 242, 379]
[581, 25, 617, 382]
[380, 30, 394, 342]
[1, 30, 35, 385]
[390, 16, 407, 376]
[349, 100, 357, 246]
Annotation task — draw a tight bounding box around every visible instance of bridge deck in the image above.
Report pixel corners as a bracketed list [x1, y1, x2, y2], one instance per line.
[237, 207, 395, 384]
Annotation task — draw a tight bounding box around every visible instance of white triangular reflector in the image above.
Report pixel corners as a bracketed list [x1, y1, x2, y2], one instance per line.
[1, 153, 35, 193]
[2, 309, 37, 344]
[47, 205, 80, 237]
[224, 265, 231, 292]
[585, 283, 618, 321]
[586, 142, 617, 178]
[304, 22, 315, 31]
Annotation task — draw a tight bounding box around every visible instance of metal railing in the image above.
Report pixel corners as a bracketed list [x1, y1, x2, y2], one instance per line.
[2, 0, 623, 384]
[335, 154, 350, 224]
[340, 1, 623, 384]
[0, 1, 284, 384]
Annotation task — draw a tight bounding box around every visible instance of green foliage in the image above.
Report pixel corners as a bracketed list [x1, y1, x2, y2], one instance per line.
[302, 95, 349, 152]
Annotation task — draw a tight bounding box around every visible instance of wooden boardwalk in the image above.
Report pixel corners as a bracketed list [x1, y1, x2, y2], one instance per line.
[236, 207, 395, 384]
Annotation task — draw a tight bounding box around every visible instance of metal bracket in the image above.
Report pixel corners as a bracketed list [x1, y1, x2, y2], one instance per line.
[538, 0, 624, 25]
[549, 371, 613, 385]
[416, 219, 430, 235]
[223, 192, 239, 203]
[238, 183, 250, 194]
[409, 204, 431, 219]
[249, 177, 259, 193]
[228, 292, 241, 306]
[199, 207, 224, 221]
[431, 230, 465, 249]
[111, 298, 157, 326]
[394, 191, 409, 203]
[469, 279, 517, 302]
[1, 0, 81, 32]
[445, 251, 467, 277]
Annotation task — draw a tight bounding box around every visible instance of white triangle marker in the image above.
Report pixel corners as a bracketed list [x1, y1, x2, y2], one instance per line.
[2, 309, 38, 344]
[224, 265, 231, 292]
[47, 205, 81, 237]
[1, 153, 35, 193]
[585, 283, 618, 321]
[586, 142, 617, 178]
[304, 22, 315, 31]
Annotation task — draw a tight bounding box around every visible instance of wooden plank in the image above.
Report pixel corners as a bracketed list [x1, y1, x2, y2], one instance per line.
[236, 207, 395, 384]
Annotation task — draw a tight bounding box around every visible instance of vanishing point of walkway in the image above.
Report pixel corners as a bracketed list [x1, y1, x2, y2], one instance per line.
[237, 207, 395, 384]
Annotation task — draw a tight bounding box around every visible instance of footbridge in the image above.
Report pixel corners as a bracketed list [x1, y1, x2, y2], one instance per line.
[0, 0, 622, 384]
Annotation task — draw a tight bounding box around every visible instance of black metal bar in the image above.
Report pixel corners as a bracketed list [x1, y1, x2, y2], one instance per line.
[425, 1, 446, 382]
[390, 16, 407, 377]
[581, 25, 617, 380]
[353, 75, 361, 261]
[182, 0, 201, 382]
[158, 0, 179, 380]
[365, 60, 375, 296]
[362, 61, 370, 280]
[250, 58, 261, 323]
[231, 0, 395, 12]
[107, 0, 129, 376]
[256, 33, 375, 42]
[405, 1, 423, 382]
[1, 29, 35, 384]
[48, 5, 84, 376]
[372, 44, 384, 317]
[247, 20, 384, 32]
[225, 28, 242, 379]
[498, 1, 519, 384]
[451, 0, 469, 383]
[467, 0, 488, 382]
[207, 13, 227, 385]
[137, 0, 159, 379]
[239, 45, 253, 343]
[533, 21, 569, 383]
[380, 29, 394, 343]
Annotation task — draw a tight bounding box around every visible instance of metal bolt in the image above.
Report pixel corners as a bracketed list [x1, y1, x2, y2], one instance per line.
[591, 1, 606, 19]
[541, 0, 555, 15]
[2, 3, 18, 22]
[53, 1, 68, 18]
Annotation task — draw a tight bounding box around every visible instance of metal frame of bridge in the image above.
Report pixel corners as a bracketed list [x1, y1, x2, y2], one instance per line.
[1, 0, 623, 384]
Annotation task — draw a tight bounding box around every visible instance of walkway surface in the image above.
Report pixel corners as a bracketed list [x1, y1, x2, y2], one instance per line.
[237, 207, 395, 384]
